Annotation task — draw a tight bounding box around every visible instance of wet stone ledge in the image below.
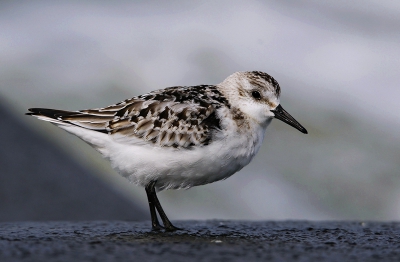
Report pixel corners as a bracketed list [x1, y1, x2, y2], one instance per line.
[0, 220, 399, 261]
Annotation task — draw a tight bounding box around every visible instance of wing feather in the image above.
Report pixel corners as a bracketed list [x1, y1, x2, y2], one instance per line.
[27, 85, 230, 148]
[108, 85, 229, 148]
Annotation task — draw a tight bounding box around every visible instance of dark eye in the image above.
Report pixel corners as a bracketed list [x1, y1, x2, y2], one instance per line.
[252, 91, 261, 100]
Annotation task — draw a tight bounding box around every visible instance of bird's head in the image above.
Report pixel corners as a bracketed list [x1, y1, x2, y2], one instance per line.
[220, 71, 307, 134]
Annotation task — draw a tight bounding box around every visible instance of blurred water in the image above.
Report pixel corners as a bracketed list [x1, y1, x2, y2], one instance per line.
[1, 0, 399, 220]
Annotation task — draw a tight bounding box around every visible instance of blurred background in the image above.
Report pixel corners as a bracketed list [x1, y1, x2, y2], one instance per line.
[1, 0, 400, 222]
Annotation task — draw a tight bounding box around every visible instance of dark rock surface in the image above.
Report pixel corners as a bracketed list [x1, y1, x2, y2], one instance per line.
[0, 220, 399, 261]
[0, 98, 146, 221]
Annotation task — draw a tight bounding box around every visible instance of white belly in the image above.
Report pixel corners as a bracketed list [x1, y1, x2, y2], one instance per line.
[105, 127, 267, 190]
[61, 117, 270, 191]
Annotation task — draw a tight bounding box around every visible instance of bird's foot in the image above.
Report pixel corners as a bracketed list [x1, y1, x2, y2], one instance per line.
[164, 223, 182, 232]
[151, 223, 165, 231]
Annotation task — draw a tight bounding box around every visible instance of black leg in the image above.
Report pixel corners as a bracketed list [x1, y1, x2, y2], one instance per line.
[145, 181, 163, 231]
[152, 189, 181, 232]
[145, 180, 181, 231]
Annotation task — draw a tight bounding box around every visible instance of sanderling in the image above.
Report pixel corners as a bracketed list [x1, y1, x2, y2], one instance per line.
[27, 71, 307, 231]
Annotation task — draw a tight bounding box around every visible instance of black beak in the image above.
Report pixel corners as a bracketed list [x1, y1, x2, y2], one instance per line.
[271, 104, 308, 134]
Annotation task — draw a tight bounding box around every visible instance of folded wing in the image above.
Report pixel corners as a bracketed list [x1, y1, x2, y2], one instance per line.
[27, 85, 228, 148]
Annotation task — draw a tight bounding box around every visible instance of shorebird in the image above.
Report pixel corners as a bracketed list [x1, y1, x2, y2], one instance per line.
[27, 71, 307, 231]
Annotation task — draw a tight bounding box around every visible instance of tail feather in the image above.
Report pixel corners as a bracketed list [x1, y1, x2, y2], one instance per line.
[27, 108, 80, 118]
[26, 108, 111, 133]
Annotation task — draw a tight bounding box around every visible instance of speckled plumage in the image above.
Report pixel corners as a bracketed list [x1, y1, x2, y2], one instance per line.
[32, 85, 231, 149]
[27, 71, 307, 230]
[27, 71, 307, 191]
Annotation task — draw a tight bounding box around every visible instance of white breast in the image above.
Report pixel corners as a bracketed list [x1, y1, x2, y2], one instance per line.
[59, 109, 271, 191]
[108, 114, 270, 190]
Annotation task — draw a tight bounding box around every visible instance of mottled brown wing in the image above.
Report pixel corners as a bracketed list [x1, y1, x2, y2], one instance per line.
[107, 85, 229, 148]
[29, 85, 228, 148]
[107, 89, 225, 148]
